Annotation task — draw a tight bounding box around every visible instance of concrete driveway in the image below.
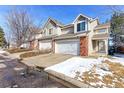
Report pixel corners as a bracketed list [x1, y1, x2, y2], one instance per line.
[21, 53, 74, 69]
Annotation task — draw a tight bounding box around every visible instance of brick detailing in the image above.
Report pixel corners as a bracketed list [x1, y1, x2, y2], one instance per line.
[52, 39, 55, 53]
[30, 41, 35, 49]
[80, 36, 88, 56]
[34, 40, 39, 50]
[37, 40, 39, 49]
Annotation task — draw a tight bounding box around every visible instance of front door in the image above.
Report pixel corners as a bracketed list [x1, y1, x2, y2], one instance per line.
[98, 40, 105, 53]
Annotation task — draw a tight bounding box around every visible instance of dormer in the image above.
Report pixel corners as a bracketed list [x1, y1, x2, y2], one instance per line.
[73, 14, 93, 34]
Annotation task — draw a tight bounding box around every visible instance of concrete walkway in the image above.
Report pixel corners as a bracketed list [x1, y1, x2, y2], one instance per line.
[21, 53, 74, 68]
[9, 50, 34, 59]
[9, 51, 27, 59]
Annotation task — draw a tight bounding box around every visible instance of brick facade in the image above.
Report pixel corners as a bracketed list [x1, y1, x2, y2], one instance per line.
[30, 41, 35, 49]
[52, 39, 55, 53]
[80, 36, 88, 56]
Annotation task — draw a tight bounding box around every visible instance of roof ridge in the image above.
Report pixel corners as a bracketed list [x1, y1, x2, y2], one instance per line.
[48, 17, 64, 26]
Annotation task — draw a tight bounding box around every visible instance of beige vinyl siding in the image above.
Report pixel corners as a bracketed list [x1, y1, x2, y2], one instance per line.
[61, 26, 74, 34]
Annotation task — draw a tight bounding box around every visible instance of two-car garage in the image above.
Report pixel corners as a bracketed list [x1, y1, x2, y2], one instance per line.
[55, 39, 80, 55]
[38, 36, 88, 56]
[38, 38, 80, 55]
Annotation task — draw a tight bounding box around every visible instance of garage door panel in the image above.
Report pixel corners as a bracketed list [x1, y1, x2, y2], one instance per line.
[39, 41, 52, 50]
[55, 40, 80, 55]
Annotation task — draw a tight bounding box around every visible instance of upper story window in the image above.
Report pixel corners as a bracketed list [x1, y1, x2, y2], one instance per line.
[49, 28, 53, 35]
[98, 29, 106, 33]
[77, 22, 85, 32]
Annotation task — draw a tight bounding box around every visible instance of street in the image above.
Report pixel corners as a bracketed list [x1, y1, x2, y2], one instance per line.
[0, 53, 65, 88]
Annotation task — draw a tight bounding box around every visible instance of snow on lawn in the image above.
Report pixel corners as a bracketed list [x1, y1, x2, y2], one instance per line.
[0, 50, 6, 54]
[45, 56, 124, 88]
[104, 54, 124, 66]
[45, 57, 103, 78]
[0, 50, 10, 59]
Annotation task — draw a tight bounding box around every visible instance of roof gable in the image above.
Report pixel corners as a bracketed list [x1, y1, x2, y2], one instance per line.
[43, 17, 64, 29]
[73, 14, 94, 23]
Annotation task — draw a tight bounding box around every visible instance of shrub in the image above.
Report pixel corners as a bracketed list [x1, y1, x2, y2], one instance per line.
[20, 49, 51, 59]
[117, 46, 124, 53]
[6, 48, 32, 53]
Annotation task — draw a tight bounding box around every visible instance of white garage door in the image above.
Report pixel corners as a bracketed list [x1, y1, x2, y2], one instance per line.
[55, 39, 80, 55]
[39, 41, 52, 50]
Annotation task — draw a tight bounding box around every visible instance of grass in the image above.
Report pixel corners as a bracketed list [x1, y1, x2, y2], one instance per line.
[85, 55, 113, 59]
[82, 71, 101, 83]
[102, 75, 113, 86]
[104, 61, 124, 78]
[74, 60, 124, 88]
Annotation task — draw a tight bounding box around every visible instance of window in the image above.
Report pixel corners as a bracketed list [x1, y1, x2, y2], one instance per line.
[49, 28, 53, 35]
[77, 22, 85, 32]
[98, 29, 106, 33]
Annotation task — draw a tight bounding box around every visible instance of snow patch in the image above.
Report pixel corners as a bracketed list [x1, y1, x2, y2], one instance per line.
[0, 50, 6, 54]
[45, 56, 124, 88]
[0, 63, 7, 68]
[95, 67, 112, 77]
[104, 57, 124, 66]
[45, 57, 102, 78]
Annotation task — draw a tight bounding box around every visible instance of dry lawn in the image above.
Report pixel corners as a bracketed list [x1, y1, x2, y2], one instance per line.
[74, 60, 124, 88]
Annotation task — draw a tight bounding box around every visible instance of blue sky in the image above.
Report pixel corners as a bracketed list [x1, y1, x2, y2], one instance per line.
[0, 5, 123, 36]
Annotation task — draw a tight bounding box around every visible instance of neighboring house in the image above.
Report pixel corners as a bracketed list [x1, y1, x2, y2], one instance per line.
[32, 14, 111, 56]
[21, 27, 40, 49]
[21, 39, 36, 49]
[38, 18, 64, 51]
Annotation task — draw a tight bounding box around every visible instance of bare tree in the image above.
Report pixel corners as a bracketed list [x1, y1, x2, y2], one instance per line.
[6, 9, 34, 47]
[4, 31, 11, 48]
[107, 5, 124, 13]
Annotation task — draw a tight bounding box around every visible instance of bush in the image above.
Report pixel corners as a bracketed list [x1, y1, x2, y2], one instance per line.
[117, 46, 124, 53]
[20, 49, 51, 59]
[6, 48, 32, 53]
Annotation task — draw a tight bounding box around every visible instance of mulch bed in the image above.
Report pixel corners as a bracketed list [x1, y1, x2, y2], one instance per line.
[20, 49, 51, 59]
[6, 48, 32, 54]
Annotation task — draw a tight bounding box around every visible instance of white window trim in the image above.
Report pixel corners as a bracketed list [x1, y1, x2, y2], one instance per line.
[42, 29, 46, 36]
[44, 28, 47, 36]
[94, 29, 108, 34]
[48, 27, 54, 35]
[76, 20, 88, 33]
